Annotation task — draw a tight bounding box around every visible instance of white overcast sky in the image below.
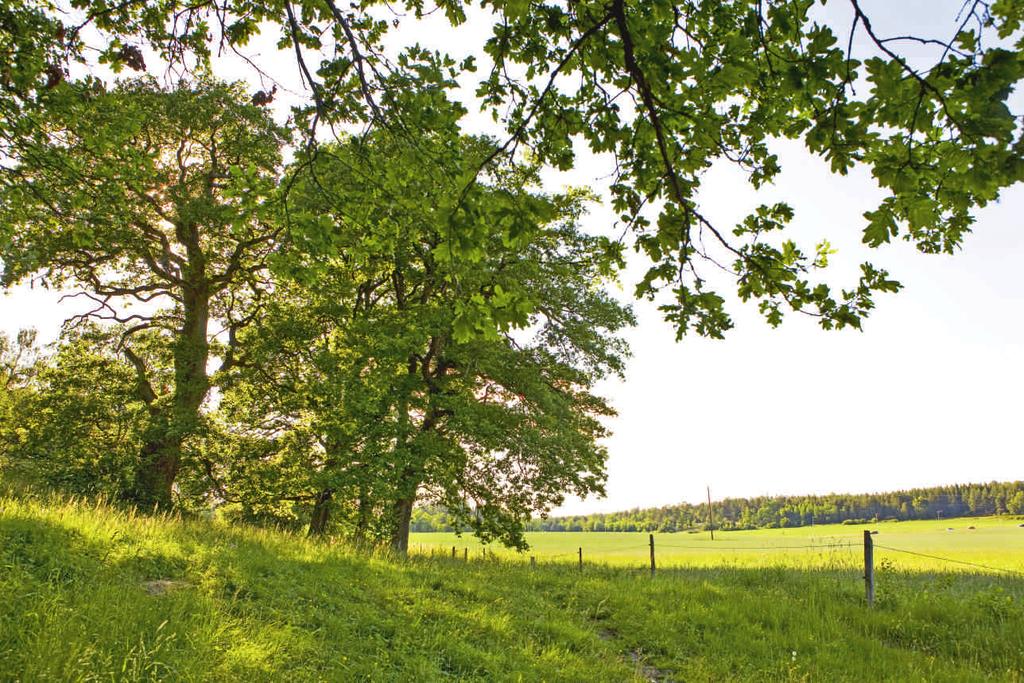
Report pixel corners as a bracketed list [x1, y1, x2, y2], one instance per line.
[1, 0, 1020, 513]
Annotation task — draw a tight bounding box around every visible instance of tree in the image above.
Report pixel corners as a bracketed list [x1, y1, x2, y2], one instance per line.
[2, 327, 155, 497]
[0, 78, 287, 507]
[4, 1, 1022, 339]
[0, 328, 41, 483]
[0, 328, 39, 391]
[3, 2, 1024, 548]
[217, 132, 633, 550]
[1008, 490, 1024, 515]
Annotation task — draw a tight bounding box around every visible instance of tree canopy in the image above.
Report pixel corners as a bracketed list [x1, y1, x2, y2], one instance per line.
[1, 0, 1023, 549]
[4, 0, 1023, 336]
[1, 77, 287, 506]
[214, 133, 633, 549]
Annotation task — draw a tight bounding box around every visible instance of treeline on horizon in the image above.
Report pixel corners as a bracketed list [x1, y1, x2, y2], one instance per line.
[411, 481, 1024, 533]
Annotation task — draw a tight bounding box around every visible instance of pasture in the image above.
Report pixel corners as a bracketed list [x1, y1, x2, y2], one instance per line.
[412, 516, 1024, 573]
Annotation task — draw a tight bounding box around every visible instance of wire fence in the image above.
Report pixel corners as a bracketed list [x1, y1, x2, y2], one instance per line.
[873, 543, 1023, 577]
[410, 532, 1024, 613]
[655, 541, 858, 551]
[415, 532, 1024, 588]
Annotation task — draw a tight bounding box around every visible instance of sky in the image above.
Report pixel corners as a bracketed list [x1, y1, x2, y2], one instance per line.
[1, 0, 1021, 514]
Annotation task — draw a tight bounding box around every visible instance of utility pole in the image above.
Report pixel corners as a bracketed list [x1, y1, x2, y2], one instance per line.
[707, 485, 714, 541]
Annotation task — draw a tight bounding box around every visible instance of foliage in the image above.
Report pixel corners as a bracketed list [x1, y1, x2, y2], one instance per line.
[2, 492, 1023, 681]
[4, 0, 1023, 337]
[215, 132, 633, 549]
[3, 1, 1024, 549]
[1, 327, 152, 497]
[0, 328, 41, 483]
[0, 77, 287, 506]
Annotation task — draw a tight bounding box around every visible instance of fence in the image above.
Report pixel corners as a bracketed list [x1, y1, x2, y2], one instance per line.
[420, 530, 1024, 606]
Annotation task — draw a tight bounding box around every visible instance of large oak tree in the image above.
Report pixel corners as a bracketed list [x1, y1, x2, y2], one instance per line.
[0, 78, 286, 506]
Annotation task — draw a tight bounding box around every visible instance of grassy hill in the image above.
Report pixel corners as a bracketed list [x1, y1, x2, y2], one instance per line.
[2, 493, 1023, 682]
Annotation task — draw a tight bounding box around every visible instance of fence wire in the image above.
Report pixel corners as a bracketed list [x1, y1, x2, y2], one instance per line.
[873, 544, 1024, 577]
[656, 541, 857, 551]
[418, 535, 1023, 578]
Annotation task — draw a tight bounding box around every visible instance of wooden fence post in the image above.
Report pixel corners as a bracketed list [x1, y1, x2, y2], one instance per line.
[649, 534, 656, 576]
[530, 556, 536, 568]
[463, 547, 468, 561]
[578, 546, 583, 570]
[451, 545, 456, 560]
[863, 530, 875, 607]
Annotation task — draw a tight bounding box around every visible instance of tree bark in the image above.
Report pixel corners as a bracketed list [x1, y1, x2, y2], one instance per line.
[307, 489, 333, 537]
[390, 495, 415, 554]
[354, 484, 372, 547]
[130, 222, 212, 509]
[389, 357, 417, 553]
[132, 436, 181, 509]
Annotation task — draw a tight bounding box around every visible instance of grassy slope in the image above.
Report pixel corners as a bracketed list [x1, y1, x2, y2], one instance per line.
[2, 495, 1023, 682]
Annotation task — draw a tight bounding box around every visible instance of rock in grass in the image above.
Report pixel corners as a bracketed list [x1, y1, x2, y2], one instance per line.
[141, 579, 189, 595]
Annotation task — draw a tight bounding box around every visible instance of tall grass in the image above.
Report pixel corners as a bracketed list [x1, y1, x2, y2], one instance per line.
[2, 492, 1023, 681]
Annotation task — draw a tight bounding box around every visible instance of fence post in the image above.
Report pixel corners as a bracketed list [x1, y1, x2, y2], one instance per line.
[530, 556, 536, 568]
[463, 547, 468, 561]
[649, 533, 656, 577]
[578, 546, 583, 570]
[451, 545, 456, 560]
[863, 530, 875, 607]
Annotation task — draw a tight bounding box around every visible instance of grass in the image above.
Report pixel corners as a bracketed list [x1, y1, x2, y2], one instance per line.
[1, 493, 1023, 681]
[411, 516, 1024, 573]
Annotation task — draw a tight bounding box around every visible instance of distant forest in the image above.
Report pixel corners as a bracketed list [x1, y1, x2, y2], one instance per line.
[412, 481, 1024, 533]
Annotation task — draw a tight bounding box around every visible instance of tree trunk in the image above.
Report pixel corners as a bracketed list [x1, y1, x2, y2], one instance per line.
[130, 290, 208, 509]
[390, 496, 415, 554]
[354, 485, 372, 547]
[132, 436, 181, 509]
[307, 489, 333, 537]
[173, 281, 211, 432]
[389, 364, 417, 554]
[132, 226, 210, 510]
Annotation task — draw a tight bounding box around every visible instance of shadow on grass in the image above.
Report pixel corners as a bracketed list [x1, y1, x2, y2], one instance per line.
[0, 512, 636, 681]
[3, 507, 1023, 682]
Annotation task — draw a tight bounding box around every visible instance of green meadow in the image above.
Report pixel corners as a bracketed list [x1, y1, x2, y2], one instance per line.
[3, 493, 1024, 681]
[412, 516, 1024, 573]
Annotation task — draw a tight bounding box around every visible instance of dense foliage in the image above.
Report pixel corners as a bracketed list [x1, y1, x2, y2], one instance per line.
[3, 0, 1023, 337]
[211, 133, 632, 549]
[410, 481, 1024, 532]
[3, 0, 1024, 550]
[0, 102, 633, 550]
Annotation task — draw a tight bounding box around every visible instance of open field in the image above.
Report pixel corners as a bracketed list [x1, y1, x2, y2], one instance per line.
[412, 516, 1024, 574]
[3, 494, 1024, 681]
